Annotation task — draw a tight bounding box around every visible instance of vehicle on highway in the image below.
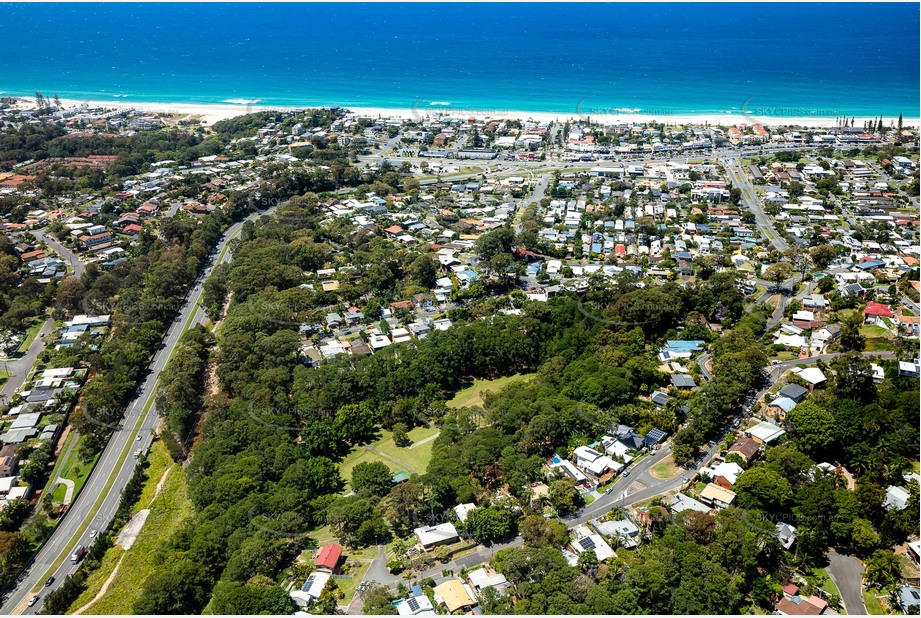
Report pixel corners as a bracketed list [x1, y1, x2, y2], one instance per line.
[134, 449, 141, 459]
[28, 595, 39, 607]
[71, 545, 87, 564]
[45, 576, 54, 587]
[89, 529, 97, 538]
[136, 434, 142, 441]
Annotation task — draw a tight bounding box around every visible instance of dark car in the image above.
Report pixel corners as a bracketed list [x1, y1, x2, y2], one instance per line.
[45, 576, 54, 587]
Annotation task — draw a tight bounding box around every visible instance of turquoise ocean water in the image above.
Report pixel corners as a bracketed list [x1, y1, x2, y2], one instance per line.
[0, 3, 918, 119]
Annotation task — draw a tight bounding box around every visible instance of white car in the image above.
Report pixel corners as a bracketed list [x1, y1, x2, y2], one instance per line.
[28, 595, 39, 607]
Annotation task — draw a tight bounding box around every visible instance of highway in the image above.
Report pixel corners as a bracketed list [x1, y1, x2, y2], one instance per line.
[2, 207, 274, 615]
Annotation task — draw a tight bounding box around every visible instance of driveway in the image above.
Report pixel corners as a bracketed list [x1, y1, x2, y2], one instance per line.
[826, 550, 866, 615]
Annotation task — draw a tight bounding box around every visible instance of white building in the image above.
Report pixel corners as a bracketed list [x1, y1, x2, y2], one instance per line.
[290, 571, 331, 608]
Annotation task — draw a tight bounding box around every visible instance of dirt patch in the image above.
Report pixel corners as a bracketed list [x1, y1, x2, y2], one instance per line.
[625, 480, 647, 495]
[150, 467, 171, 506]
[116, 509, 150, 550]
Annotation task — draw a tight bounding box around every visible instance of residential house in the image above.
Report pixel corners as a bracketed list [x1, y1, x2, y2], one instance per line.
[572, 446, 622, 479]
[314, 544, 342, 573]
[453, 503, 476, 523]
[670, 492, 712, 514]
[670, 373, 697, 390]
[778, 383, 809, 403]
[795, 367, 827, 389]
[703, 461, 744, 488]
[570, 525, 617, 561]
[414, 522, 459, 551]
[863, 301, 895, 325]
[290, 571, 331, 608]
[776, 594, 828, 615]
[746, 420, 786, 445]
[776, 523, 798, 550]
[884, 485, 911, 511]
[899, 586, 921, 614]
[396, 594, 436, 616]
[432, 580, 477, 614]
[699, 483, 737, 509]
[467, 567, 510, 596]
[727, 437, 760, 463]
[592, 518, 641, 549]
[767, 396, 797, 419]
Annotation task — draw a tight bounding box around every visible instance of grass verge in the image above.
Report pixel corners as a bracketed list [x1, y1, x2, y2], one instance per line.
[17, 319, 44, 353]
[66, 441, 193, 614]
[863, 589, 886, 615]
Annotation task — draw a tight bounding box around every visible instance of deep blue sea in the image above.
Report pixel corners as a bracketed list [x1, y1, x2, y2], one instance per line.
[0, 3, 918, 119]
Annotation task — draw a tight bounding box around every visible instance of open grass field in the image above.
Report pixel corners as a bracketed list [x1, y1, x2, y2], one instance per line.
[67, 441, 194, 614]
[338, 425, 439, 489]
[446, 373, 534, 409]
[649, 456, 681, 480]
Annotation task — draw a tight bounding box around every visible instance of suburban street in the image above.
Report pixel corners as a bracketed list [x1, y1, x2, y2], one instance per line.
[1, 207, 276, 615]
[0, 319, 54, 405]
[722, 155, 789, 253]
[31, 230, 86, 278]
[827, 550, 867, 615]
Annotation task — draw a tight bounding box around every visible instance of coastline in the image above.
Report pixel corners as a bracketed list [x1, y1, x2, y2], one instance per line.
[49, 97, 921, 130]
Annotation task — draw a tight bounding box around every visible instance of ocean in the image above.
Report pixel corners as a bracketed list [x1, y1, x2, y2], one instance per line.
[0, 2, 918, 119]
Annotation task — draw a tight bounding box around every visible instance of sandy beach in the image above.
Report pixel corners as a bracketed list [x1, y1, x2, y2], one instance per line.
[42, 97, 920, 130]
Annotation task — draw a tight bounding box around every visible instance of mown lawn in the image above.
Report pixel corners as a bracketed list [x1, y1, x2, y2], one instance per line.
[48, 433, 99, 500]
[447, 373, 534, 409]
[67, 441, 194, 614]
[649, 456, 681, 480]
[804, 567, 840, 597]
[339, 426, 439, 489]
[16, 319, 44, 353]
[864, 589, 886, 615]
[860, 324, 889, 338]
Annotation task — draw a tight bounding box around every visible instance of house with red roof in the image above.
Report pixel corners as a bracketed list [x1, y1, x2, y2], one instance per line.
[315, 544, 342, 573]
[863, 301, 895, 326]
[123, 223, 143, 235]
[614, 244, 626, 258]
[384, 225, 404, 236]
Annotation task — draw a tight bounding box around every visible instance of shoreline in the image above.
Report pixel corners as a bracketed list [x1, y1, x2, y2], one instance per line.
[38, 97, 921, 130]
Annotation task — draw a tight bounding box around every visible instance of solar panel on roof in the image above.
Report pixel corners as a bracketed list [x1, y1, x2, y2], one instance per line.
[579, 537, 596, 550]
[407, 598, 420, 611]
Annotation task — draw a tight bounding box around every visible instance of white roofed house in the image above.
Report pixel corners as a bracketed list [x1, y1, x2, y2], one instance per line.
[289, 571, 331, 608]
[570, 525, 616, 561]
[396, 594, 436, 616]
[572, 446, 623, 479]
[592, 518, 641, 549]
[414, 522, 459, 551]
[745, 420, 786, 445]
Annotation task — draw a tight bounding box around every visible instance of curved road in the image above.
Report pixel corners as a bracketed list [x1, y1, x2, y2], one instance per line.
[826, 550, 867, 615]
[2, 207, 274, 615]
